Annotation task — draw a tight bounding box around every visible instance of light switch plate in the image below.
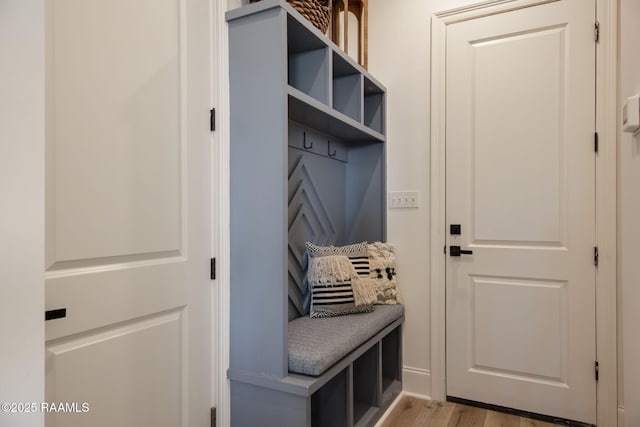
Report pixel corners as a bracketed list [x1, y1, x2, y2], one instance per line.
[388, 191, 419, 209]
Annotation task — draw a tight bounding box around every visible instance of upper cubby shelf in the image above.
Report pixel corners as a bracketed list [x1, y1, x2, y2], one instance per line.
[332, 52, 362, 122]
[227, 0, 386, 140]
[364, 77, 385, 134]
[288, 86, 384, 142]
[287, 13, 329, 104]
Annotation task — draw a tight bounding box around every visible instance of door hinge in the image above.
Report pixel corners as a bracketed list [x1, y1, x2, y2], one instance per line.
[211, 257, 216, 280]
[211, 407, 216, 427]
[594, 132, 599, 153]
[594, 21, 600, 43]
[594, 246, 599, 267]
[210, 108, 216, 132]
[595, 361, 599, 381]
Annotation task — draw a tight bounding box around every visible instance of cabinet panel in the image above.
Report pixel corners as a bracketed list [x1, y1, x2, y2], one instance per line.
[228, 5, 289, 377]
[347, 143, 386, 243]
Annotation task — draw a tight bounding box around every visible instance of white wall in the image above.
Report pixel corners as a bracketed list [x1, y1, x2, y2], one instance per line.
[0, 1, 45, 426]
[227, 0, 245, 11]
[367, 0, 483, 397]
[620, 0, 640, 424]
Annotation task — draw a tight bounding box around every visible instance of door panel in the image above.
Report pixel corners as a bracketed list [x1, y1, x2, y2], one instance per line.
[47, 0, 182, 264]
[472, 277, 567, 380]
[46, 311, 183, 427]
[473, 26, 566, 245]
[445, 0, 596, 423]
[44, 0, 212, 425]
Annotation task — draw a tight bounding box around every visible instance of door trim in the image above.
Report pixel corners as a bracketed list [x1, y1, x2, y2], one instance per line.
[212, 0, 231, 426]
[429, 1, 618, 425]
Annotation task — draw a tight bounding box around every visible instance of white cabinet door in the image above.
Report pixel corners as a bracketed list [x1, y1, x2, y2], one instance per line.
[44, 0, 213, 426]
[445, 0, 597, 423]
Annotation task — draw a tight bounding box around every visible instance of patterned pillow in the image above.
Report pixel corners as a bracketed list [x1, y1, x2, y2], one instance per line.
[305, 242, 376, 318]
[306, 241, 371, 274]
[368, 242, 402, 304]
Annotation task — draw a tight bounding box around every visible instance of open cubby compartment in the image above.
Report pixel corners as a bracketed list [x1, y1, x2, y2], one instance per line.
[363, 77, 385, 134]
[288, 14, 329, 104]
[353, 344, 380, 426]
[287, 130, 385, 321]
[311, 368, 349, 427]
[381, 325, 402, 405]
[332, 51, 362, 122]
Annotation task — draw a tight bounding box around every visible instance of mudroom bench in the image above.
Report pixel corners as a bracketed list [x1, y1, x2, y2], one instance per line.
[227, 1, 401, 425]
[228, 305, 404, 427]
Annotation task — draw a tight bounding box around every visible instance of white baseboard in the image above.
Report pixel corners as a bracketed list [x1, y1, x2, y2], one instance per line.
[618, 405, 624, 427]
[402, 366, 431, 399]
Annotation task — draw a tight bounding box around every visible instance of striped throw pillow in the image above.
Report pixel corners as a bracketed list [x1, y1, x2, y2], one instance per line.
[305, 242, 375, 318]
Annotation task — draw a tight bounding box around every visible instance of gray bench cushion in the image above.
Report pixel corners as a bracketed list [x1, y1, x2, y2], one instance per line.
[288, 304, 404, 376]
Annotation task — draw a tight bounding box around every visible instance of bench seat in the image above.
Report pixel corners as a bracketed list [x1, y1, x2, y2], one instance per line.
[288, 304, 405, 376]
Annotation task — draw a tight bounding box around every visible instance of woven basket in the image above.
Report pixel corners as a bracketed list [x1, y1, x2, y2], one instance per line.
[250, 0, 330, 33]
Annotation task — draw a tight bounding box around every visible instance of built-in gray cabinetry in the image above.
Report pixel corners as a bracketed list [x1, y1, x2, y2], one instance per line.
[227, 1, 399, 425]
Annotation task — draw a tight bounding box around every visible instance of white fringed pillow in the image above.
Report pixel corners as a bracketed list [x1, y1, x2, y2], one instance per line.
[305, 242, 376, 318]
[368, 242, 402, 304]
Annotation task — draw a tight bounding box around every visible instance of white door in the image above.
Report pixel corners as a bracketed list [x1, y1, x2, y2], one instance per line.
[445, 0, 596, 423]
[44, 1, 213, 426]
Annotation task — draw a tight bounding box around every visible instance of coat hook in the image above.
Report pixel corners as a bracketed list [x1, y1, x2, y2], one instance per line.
[303, 132, 313, 149]
[328, 140, 336, 157]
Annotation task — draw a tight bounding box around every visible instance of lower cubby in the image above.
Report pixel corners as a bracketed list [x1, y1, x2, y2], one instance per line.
[353, 345, 379, 426]
[311, 368, 349, 427]
[381, 326, 402, 398]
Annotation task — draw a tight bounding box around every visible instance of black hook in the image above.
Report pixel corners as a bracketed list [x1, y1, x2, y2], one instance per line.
[328, 140, 336, 157]
[303, 132, 313, 149]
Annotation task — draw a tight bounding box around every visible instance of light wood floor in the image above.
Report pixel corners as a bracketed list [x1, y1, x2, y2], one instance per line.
[379, 396, 560, 427]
